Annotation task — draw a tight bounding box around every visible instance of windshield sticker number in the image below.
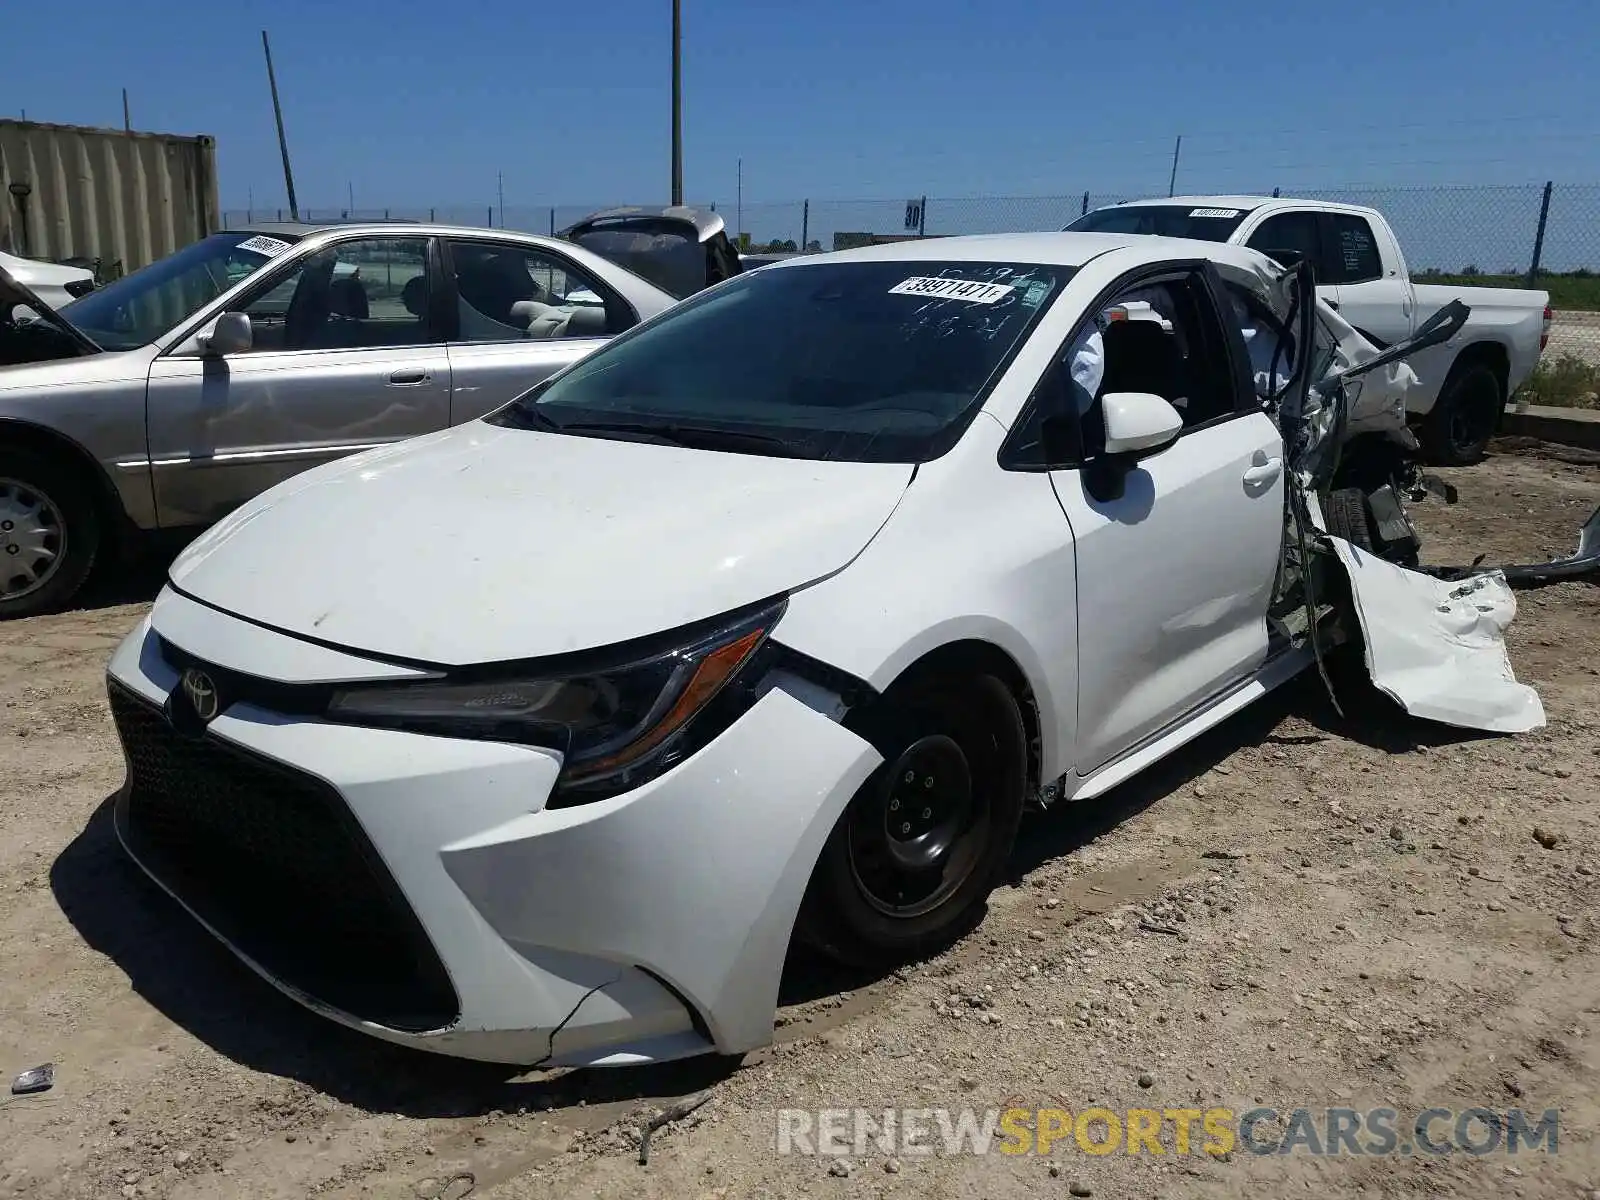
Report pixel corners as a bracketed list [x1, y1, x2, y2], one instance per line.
[1188, 208, 1242, 219]
[889, 276, 1015, 304]
[236, 234, 293, 258]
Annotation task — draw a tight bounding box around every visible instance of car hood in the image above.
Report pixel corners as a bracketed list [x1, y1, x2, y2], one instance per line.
[0, 262, 100, 364]
[168, 422, 916, 666]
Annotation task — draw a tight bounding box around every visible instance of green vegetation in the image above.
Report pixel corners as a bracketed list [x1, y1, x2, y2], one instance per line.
[1415, 268, 1600, 312]
[1512, 354, 1600, 410]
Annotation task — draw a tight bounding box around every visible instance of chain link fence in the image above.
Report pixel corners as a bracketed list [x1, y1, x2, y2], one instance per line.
[222, 182, 1600, 405]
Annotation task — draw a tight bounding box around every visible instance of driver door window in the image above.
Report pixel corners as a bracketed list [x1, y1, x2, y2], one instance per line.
[236, 238, 433, 352]
[1245, 212, 1322, 276]
[1072, 276, 1239, 457]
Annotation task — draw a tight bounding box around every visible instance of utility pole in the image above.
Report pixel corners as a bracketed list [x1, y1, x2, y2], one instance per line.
[347, 181, 354, 216]
[670, 0, 683, 205]
[497, 171, 505, 227]
[1167, 135, 1183, 197]
[261, 30, 299, 221]
[122, 89, 131, 133]
[736, 157, 742, 239]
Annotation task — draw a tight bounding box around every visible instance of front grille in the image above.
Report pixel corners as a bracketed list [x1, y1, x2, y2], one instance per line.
[158, 636, 332, 716]
[109, 681, 459, 1032]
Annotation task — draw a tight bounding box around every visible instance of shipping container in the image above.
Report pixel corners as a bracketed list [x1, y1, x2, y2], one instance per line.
[0, 118, 220, 277]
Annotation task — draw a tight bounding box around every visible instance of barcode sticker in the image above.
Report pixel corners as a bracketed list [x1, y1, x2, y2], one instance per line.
[236, 234, 293, 258]
[889, 276, 1015, 304]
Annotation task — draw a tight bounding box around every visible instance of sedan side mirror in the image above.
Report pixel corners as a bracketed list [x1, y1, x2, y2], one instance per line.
[198, 311, 253, 357]
[1102, 391, 1183, 456]
[1082, 391, 1184, 504]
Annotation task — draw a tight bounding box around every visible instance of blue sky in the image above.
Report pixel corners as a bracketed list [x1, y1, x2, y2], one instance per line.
[6, 0, 1599, 213]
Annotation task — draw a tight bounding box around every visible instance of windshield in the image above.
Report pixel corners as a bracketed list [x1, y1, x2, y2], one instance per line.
[59, 231, 302, 350]
[1067, 204, 1252, 241]
[488, 258, 1072, 462]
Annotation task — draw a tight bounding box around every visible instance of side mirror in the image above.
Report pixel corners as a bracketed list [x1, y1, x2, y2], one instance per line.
[198, 311, 253, 357]
[1102, 391, 1183, 456]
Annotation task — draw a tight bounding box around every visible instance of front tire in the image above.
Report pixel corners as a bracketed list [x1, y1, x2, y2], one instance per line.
[0, 450, 100, 620]
[1324, 487, 1374, 551]
[1420, 360, 1502, 467]
[798, 673, 1027, 969]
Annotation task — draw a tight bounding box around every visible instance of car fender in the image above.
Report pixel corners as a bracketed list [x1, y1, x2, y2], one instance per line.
[774, 416, 1077, 785]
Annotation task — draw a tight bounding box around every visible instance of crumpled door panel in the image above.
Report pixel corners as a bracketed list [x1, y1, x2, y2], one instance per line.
[1326, 534, 1545, 734]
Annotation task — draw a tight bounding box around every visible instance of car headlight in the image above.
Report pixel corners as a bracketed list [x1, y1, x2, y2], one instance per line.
[324, 599, 784, 802]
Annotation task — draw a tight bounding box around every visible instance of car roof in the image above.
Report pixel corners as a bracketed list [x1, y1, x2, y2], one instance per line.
[1109, 194, 1381, 217]
[1111, 195, 1274, 211]
[565, 205, 726, 239]
[774, 230, 1282, 273]
[222, 220, 521, 238]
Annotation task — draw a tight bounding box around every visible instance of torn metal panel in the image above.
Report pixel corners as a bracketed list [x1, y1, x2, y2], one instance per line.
[1326, 536, 1546, 734]
[1315, 301, 1420, 442]
[1427, 503, 1600, 590]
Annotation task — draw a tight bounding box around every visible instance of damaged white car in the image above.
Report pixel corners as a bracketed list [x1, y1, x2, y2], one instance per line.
[105, 232, 1575, 1069]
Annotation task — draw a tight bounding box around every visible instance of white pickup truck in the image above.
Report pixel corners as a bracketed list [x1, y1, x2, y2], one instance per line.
[1068, 196, 1552, 464]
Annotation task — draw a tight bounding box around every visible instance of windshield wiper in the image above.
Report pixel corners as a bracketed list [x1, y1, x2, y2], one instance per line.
[501, 404, 567, 433]
[553, 419, 813, 458]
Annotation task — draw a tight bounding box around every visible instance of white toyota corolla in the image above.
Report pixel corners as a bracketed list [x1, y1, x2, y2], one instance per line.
[104, 231, 1531, 1068]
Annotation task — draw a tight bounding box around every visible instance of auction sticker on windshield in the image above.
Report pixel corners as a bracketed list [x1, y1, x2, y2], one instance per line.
[1189, 208, 1242, 219]
[889, 276, 1016, 304]
[236, 235, 293, 258]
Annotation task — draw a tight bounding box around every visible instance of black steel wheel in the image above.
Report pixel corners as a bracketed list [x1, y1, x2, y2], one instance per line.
[798, 672, 1027, 968]
[1420, 361, 1501, 466]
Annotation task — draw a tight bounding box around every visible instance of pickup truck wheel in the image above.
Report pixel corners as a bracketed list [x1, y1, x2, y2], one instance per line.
[0, 451, 100, 620]
[1420, 361, 1501, 467]
[797, 673, 1027, 969]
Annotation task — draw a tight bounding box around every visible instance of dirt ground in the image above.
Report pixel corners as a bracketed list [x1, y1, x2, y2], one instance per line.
[1, 444, 1596, 1200]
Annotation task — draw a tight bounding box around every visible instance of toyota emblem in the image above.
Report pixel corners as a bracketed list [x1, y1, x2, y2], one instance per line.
[181, 668, 220, 722]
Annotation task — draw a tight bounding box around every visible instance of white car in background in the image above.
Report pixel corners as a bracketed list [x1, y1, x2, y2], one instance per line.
[105, 231, 1539, 1069]
[0, 248, 96, 310]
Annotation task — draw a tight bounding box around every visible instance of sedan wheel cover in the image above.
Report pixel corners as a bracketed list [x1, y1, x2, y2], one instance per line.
[0, 478, 66, 601]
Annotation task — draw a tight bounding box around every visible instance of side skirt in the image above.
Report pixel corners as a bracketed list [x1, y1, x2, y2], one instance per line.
[1060, 645, 1315, 804]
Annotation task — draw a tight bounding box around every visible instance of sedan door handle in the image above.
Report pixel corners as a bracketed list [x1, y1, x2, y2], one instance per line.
[1243, 456, 1284, 488]
[388, 368, 429, 386]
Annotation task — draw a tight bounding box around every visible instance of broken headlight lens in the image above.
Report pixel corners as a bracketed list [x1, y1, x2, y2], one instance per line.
[325, 600, 782, 797]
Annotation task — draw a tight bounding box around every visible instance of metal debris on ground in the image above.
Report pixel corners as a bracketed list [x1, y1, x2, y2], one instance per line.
[638, 1089, 715, 1165]
[411, 1170, 474, 1200]
[10, 1063, 53, 1095]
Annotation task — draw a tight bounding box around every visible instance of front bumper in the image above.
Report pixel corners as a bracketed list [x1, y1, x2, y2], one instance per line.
[106, 589, 881, 1066]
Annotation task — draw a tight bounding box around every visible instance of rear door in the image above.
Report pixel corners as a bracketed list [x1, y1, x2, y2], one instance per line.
[145, 235, 451, 528]
[1043, 265, 1286, 773]
[440, 238, 640, 422]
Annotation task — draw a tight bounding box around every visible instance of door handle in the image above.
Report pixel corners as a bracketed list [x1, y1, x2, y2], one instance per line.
[1243, 456, 1284, 488]
[388, 368, 429, 386]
